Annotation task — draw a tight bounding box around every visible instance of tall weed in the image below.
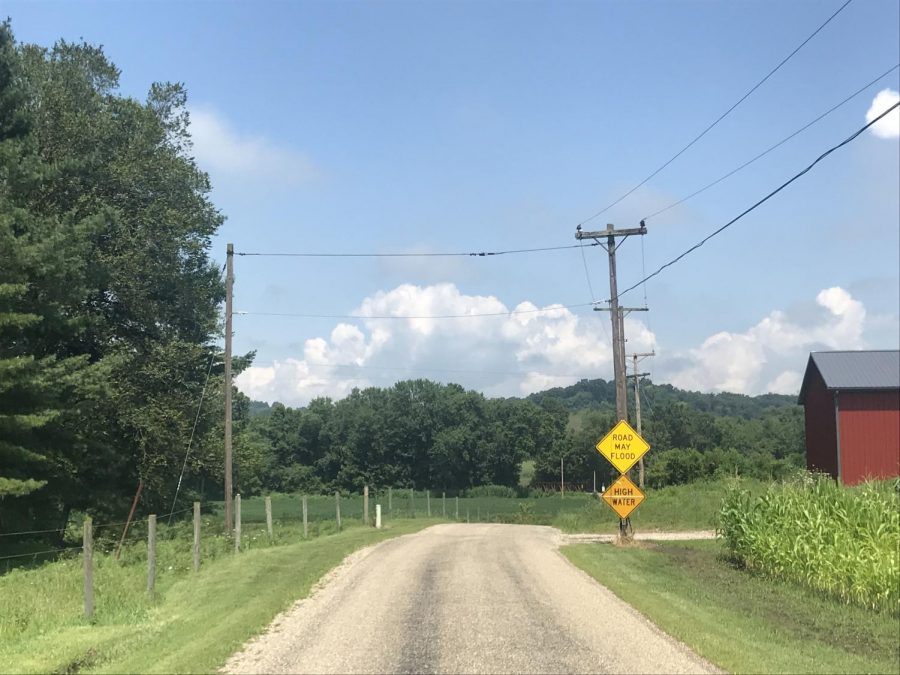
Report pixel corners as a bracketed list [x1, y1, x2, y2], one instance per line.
[719, 473, 899, 613]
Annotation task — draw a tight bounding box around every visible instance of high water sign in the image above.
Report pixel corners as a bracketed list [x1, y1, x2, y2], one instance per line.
[595, 420, 650, 474]
[602, 474, 645, 519]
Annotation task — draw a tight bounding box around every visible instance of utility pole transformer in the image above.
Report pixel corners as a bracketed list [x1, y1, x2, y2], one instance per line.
[224, 243, 234, 533]
[575, 223, 647, 422]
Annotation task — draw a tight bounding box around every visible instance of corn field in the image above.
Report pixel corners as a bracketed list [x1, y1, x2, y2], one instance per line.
[718, 473, 899, 614]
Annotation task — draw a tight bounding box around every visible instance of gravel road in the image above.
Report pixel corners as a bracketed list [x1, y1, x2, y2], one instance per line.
[224, 524, 719, 674]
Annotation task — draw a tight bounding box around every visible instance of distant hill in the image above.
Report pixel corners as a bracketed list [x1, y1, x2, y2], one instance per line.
[248, 400, 274, 418]
[526, 378, 798, 419]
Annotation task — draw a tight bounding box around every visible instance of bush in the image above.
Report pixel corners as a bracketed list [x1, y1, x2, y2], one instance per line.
[463, 484, 518, 498]
[719, 473, 899, 613]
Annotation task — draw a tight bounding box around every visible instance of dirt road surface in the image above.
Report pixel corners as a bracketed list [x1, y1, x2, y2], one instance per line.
[225, 524, 718, 674]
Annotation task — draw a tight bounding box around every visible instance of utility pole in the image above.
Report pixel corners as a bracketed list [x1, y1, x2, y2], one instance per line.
[560, 456, 565, 498]
[224, 243, 234, 534]
[628, 351, 655, 488]
[576, 223, 647, 421]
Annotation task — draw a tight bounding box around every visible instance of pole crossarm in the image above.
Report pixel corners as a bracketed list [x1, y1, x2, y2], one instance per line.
[575, 225, 647, 240]
[593, 306, 648, 312]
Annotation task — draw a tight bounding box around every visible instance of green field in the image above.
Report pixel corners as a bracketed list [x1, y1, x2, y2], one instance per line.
[0, 518, 438, 674]
[564, 540, 900, 674]
[225, 478, 764, 533]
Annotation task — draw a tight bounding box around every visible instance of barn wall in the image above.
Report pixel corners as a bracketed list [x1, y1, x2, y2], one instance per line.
[838, 390, 900, 485]
[803, 366, 838, 478]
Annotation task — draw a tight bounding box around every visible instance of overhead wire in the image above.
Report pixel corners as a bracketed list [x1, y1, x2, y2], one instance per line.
[577, 0, 856, 226]
[237, 243, 599, 258]
[643, 62, 900, 221]
[615, 100, 900, 301]
[167, 349, 218, 525]
[236, 302, 597, 320]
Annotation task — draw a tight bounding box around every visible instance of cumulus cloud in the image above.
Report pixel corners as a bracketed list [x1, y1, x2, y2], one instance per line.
[188, 105, 319, 184]
[866, 89, 900, 139]
[665, 287, 867, 394]
[237, 283, 656, 405]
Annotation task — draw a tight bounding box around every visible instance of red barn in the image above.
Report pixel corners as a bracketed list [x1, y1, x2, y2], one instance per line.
[798, 350, 900, 485]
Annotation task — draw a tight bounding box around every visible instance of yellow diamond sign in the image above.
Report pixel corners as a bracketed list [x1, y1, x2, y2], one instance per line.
[596, 420, 650, 474]
[602, 474, 645, 519]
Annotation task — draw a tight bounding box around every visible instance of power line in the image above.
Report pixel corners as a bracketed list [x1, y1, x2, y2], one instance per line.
[236, 243, 599, 258]
[578, 0, 855, 226]
[616, 101, 900, 301]
[643, 62, 900, 221]
[167, 350, 218, 524]
[236, 302, 597, 320]
[280, 361, 610, 380]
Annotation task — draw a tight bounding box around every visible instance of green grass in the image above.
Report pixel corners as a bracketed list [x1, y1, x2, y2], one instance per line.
[0, 518, 438, 674]
[564, 540, 900, 674]
[231, 478, 765, 534]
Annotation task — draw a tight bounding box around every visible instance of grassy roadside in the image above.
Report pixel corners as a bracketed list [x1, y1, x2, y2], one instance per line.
[1, 519, 439, 674]
[563, 540, 900, 674]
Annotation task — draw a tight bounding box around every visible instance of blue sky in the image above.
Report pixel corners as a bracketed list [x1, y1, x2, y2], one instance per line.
[6, 0, 899, 403]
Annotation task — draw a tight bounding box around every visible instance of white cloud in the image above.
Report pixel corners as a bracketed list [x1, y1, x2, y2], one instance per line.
[766, 370, 803, 395]
[666, 287, 868, 394]
[236, 283, 653, 405]
[237, 284, 893, 405]
[866, 89, 900, 139]
[188, 105, 319, 184]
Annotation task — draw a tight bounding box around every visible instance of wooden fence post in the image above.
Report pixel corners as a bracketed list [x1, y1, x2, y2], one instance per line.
[265, 495, 273, 544]
[410, 488, 415, 518]
[466, 508, 470, 524]
[364, 485, 369, 526]
[302, 495, 308, 539]
[455, 496, 459, 520]
[442, 492, 446, 518]
[426, 490, 431, 517]
[388, 487, 392, 516]
[234, 494, 242, 553]
[335, 491, 341, 531]
[147, 514, 157, 596]
[375, 504, 382, 529]
[193, 502, 201, 572]
[83, 517, 93, 621]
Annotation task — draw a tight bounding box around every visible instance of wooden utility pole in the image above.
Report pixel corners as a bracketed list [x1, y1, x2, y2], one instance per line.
[628, 351, 654, 488]
[576, 223, 647, 537]
[575, 223, 647, 422]
[224, 243, 234, 534]
[560, 456, 565, 497]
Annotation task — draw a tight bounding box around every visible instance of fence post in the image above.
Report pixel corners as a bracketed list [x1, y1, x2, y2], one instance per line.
[410, 489, 415, 518]
[388, 487, 392, 516]
[302, 495, 308, 539]
[265, 495, 273, 544]
[335, 491, 341, 531]
[477, 507, 480, 521]
[442, 492, 446, 518]
[364, 485, 369, 526]
[147, 514, 157, 596]
[83, 517, 93, 621]
[375, 504, 382, 529]
[193, 502, 201, 572]
[466, 508, 470, 524]
[234, 494, 242, 553]
[455, 496, 459, 520]
[427, 490, 431, 517]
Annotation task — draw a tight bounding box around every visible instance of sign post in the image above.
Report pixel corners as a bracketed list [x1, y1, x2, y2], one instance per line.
[595, 420, 650, 539]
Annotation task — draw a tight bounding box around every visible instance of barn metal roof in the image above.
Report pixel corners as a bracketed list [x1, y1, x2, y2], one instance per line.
[799, 350, 900, 403]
